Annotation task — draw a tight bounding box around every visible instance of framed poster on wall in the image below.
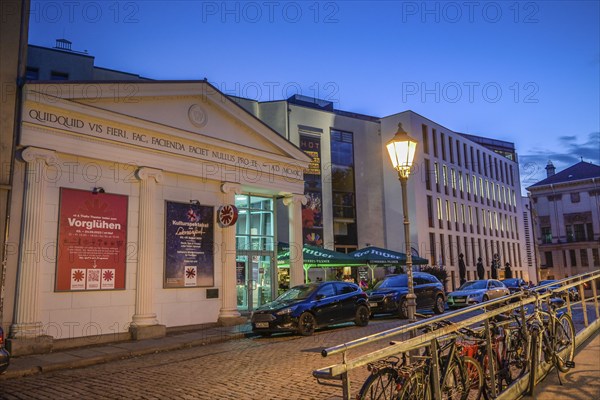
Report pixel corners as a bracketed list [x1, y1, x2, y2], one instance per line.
[164, 201, 214, 288]
[56, 188, 128, 291]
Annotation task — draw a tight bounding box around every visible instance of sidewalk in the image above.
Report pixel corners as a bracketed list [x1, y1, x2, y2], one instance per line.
[534, 329, 600, 400]
[0, 322, 254, 381]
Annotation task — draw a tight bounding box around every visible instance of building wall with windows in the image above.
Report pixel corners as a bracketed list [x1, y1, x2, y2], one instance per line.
[522, 196, 539, 283]
[26, 41, 147, 81]
[381, 112, 528, 290]
[237, 97, 529, 289]
[527, 161, 600, 280]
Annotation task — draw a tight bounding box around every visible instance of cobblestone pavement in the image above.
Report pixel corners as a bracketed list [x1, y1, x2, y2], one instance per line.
[0, 318, 411, 400]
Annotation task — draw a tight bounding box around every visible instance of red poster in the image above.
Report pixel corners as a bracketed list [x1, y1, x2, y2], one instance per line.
[56, 188, 128, 291]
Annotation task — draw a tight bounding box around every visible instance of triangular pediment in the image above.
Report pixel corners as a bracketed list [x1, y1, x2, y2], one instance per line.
[24, 81, 310, 164]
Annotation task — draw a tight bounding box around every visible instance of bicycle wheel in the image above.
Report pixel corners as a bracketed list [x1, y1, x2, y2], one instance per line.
[357, 367, 399, 400]
[553, 313, 576, 373]
[441, 361, 466, 400]
[480, 351, 501, 398]
[397, 369, 431, 400]
[462, 356, 484, 400]
[504, 328, 528, 384]
[527, 329, 540, 396]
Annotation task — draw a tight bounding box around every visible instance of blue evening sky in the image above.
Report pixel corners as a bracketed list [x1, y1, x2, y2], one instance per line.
[27, 1, 599, 193]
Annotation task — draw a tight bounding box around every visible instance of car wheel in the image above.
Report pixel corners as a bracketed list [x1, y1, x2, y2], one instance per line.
[398, 298, 408, 319]
[298, 312, 316, 336]
[482, 295, 489, 302]
[433, 295, 445, 314]
[355, 305, 369, 327]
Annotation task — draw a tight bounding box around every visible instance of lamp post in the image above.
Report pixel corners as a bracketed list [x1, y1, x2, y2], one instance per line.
[386, 122, 418, 324]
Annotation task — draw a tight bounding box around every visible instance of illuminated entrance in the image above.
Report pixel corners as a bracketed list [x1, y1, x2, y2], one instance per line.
[235, 195, 275, 311]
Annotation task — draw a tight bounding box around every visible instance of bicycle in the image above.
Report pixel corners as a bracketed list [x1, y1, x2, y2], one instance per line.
[458, 316, 528, 399]
[357, 319, 484, 400]
[524, 288, 576, 396]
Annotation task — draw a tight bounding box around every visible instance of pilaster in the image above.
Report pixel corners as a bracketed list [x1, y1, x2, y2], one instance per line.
[283, 194, 307, 287]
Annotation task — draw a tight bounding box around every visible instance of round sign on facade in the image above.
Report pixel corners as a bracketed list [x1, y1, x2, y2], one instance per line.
[218, 204, 238, 227]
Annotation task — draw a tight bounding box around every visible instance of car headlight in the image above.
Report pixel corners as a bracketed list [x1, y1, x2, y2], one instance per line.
[468, 293, 482, 301]
[276, 306, 297, 316]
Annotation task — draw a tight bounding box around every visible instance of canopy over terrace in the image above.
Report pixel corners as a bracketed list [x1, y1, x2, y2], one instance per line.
[277, 243, 364, 282]
[348, 246, 429, 281]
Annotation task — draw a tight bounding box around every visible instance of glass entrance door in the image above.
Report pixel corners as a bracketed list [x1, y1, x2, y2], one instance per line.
[236, 254, 273, 311]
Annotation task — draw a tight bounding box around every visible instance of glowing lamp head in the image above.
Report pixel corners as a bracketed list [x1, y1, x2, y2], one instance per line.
[386, 123, 418, 178]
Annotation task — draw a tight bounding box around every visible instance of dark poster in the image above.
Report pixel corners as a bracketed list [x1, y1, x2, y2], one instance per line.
[56, 188, 128, 291]
[165, 201, 214, 288]
[300, 134, 323, 246]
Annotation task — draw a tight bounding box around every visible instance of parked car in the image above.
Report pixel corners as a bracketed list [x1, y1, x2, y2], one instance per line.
[367, 272, 446, 318]
[0, 326, 9, 374]
[501, 278, 529, 294]
[250, 281, 370, 336]
[537, 280, 581, 302]
[447, 279, 510, 309]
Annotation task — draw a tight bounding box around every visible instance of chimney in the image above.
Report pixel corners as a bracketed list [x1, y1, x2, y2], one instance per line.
[55, 38, 72, 51]
[545, 160, 556, 177]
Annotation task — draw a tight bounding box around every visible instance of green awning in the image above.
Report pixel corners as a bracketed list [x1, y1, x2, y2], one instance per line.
[277, 244, 364, 267]
[348, 246, 428, 265]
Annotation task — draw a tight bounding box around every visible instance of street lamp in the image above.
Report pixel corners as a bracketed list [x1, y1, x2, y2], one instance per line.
[386, 122, 418, 324]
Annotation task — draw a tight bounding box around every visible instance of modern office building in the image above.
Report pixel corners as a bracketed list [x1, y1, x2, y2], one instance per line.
[527, 161, 600, 280]
[236, 96, 530, 290]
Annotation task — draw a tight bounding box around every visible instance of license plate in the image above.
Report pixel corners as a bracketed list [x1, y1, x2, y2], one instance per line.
[255, 322, 269, 328]
[454, 298, 465, 303]
[369, 302, 378, 307]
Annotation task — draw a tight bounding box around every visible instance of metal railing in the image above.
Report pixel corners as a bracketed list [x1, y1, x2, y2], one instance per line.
[312, 270, 600, 399]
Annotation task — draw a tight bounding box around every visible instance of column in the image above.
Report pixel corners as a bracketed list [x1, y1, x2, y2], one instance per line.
[10, 147, 57, 342]
[284, 194, 306, 287]
[218, 182, 244, 325]
[130, 167, 165, 339]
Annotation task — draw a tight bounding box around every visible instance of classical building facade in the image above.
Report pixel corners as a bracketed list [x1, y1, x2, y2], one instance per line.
[4, 81, 309, 355]
[527, 161, 600, 280]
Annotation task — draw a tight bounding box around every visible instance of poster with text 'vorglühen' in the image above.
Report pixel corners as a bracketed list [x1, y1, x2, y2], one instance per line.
[56, 188, 128, 291]
[165, 201, 214, 288]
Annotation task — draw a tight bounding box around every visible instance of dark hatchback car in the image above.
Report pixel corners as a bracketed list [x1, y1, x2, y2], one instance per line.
[251, 281, 370, 336]
[0, 326, 9, 374]
[501, 278, 529, 294]
[538, 280, 581, 302]
[368, 272, 446, 318]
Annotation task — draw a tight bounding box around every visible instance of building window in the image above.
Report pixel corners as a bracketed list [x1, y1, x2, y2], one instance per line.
[422, 124, 429, 154]
[235, 195, 274, 251]
[437, 197, 443, 227]
[429, 233, 437, 265]
[424, 159, 431, 191]
[456, 140, 461, 166]
[569, 249, 577, 266]
[570, 192, 580, 203]
[544, 251, 554, 268]
[580, 249, 589, 267]
[51, 71, 69, 80]
[449, 137, 454, 163]
[592, 248, 599, 267]
[432, 129, 438, 157]
[441, 132, 446, 160]
[541, 227, 552, 244]
[26, 67, 39, 80]
[330, 130, 357, 247]
[448, 235, 454, 266]
[440, 234, 446, 265]
[566, 223, 587, 242]
[427, 195, 434, 228]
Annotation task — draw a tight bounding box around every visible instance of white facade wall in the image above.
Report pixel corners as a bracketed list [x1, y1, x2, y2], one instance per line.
[381, 112, 529, 290]
[5, 82, 308, 346]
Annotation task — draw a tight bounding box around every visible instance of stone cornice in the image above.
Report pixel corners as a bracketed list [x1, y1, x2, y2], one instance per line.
[282, 193, 307, 206]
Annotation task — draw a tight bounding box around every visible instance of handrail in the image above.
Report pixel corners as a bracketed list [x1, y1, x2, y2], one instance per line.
[313, 271, 600, 399]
